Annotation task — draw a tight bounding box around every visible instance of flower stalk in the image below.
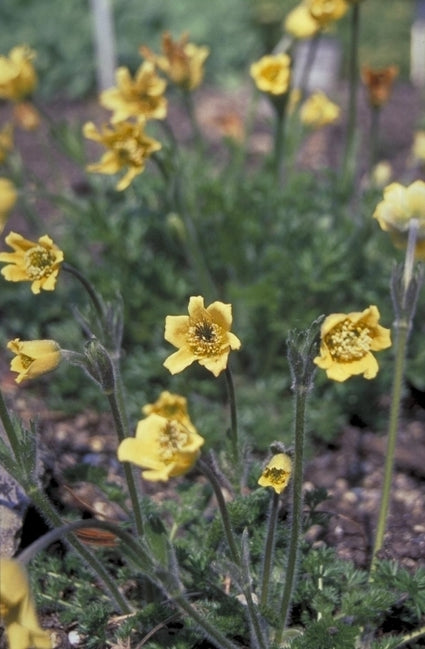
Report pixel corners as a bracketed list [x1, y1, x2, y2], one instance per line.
[224, 366, 239, 465]
[259, 490, 280, 609]
[341, 1, 360, 190]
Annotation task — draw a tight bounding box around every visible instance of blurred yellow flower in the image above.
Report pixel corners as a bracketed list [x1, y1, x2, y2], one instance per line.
[118, 413, 204, 481]
[412, 131, 425, 164]
[0, 178, 17, 233]
[300, 91, 340, 128]
[83, 120, 161, 191]
[285, 3, 320, 38]
[163, 295, 241, 377]
[7, 338, 62, 384]
[308, 0, 349, 26]
[258, 453, 292, 494]
[100, 62, 167, 123]
[250, 53, 291, 96]
[361, 65, 398, 108]
[142, 391, 196, 432]
[0, 231, 63, 293]
[12, 102, 40, 131]
[0, 45, 37, 102]
[373, 180, 425, 258]
[141, 32, 210, 91]
[0, 558, 51, 649]
[314, 306, 391, 382]
[370, 160, 392, 188]
[0, 123, 14, 162]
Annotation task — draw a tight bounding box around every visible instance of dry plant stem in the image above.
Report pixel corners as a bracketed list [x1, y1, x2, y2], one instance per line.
[224, 366, 239, 465]
[260, 490, 280, 608]
[341, 2, 360, 189]
[370, 222, 418, 572]
[106, 387, 145, 537]
[276, 384, 309, 641]
[396, 624, 425, 648]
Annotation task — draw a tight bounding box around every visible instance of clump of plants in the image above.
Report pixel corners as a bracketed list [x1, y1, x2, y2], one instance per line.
[1, 2, 425, 648]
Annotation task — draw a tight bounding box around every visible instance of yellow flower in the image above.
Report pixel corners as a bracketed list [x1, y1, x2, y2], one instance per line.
[100, 62, 167, 123]
[307, 0, 349, 26]
[141, 32, 210, 91]
[0, 178, 17, 234]
[412, 131, 425, 164]
[0, 45, 37, 102]
[7, 338, 62, 384]
[12, 102, 40, 131]
[0, 123, 14, 162]
[83, 120, 161, 191]
[314, 306, 391, 382]
[0, 231, 63, 293]
[373, 180, 425, 258]
[258, 453, 292, 494]
[142, 391, 196, 432]
[0, 558, 51, 649]
[361, 65, 398, 108]
[117, 413, 204, 481]
[285, 3, 321, 39]
[250, 53, 291, 96]
[300, 91, 340, 128]
[163, 296, 241, 377]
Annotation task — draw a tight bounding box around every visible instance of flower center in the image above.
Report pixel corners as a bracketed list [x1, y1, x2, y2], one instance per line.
[264, 64, 282, 82]
[24, 246, 56, 279]
[263, 467, 289, 488]
[325, 319, 372, 362]
[187, 319, 225, 357]
[19, 353, 34, 369]
[158, 420, 189, 461]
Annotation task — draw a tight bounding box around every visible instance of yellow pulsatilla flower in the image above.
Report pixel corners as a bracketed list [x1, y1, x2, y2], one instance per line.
[250, 53, 291, 96]
[100, 62, 167, 123]
[0, 231, 63, 293]
[142, 391, 196, 432]
[7, 339, 62, 384]
[118, 413, 204, 482]
[163, 295, 241, 377]
[12, 102, 40, 131]
[373, 180, 425, 258]
[0, 558, 51, 649]
[307, 0, 349, 27]
[314, 306, 391, 382]
[83, 120, 161, 191]
[141, 32, 210, 91]
[0, 178, 17, 233]
[258, 453, 292, 494]
[300, 91, 340, 128]
[0, 123, 14, 162]
[412, 131, 425, 164]
[0, 45, 37, 102]
[285, 3, 321, 38]
[361, 65, 398, 108]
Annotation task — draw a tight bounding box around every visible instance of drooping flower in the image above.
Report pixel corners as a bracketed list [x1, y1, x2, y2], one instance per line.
[285, 3, 321, 38]
[163, 295, 241, 377]
[117, 413, 204, 481]
[7, 338, 62, 384]
[142, 391, 196, 432]
[314, 306, 391, 382]
[0, 231, 64, 293]
[307, 0, 349, 26]
[250, 53, 291, 96]
[300, 91, 340, 128]
[83, 120, 161, 191]
[373, 180, 425, 258]
[100, 62, 167, 123]
[258, 453, 292, 494]
[361, 65, 398, 108]
[141, 32, 210, 91]
[0, 178, 17, 233]
[0, 558, 52, 649]
[0, 45, 37, 102]
[0, 123, 14, 162]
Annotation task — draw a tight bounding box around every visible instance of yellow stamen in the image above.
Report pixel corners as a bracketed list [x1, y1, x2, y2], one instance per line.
[158, 420, 189, 461]
[187, 319, 225, 356]
[325, 319, 372, 362]
[24, 246, 56, 279]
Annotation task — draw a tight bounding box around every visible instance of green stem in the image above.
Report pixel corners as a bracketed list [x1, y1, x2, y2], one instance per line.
[63, 262, 106, 325]
[260, 490, 280, 608]
[271, 96, 289, 180]
[341, 2, 360, 190]
[369, 105, 380, 175]
[173, 594, 240, 649]
[0, 387, 22, 460]
[25, 484, 133, 613]
[106, 388, 145, 538]
[224, 366, 239, 465]
[276, 385, 308, 640]
[182, 89, 204, 153]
